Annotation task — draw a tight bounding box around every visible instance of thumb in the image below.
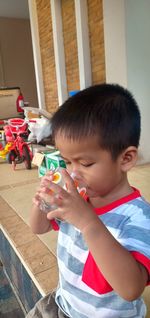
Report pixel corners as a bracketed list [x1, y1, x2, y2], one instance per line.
[62, 169, 77, 192]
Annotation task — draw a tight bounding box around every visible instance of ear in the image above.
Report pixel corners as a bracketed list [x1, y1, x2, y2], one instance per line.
[120, 146, 138, 172]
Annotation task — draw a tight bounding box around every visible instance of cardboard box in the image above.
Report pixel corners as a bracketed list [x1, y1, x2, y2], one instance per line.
[0, 87, 20, 120]
[32, 150, 66, 177]
[23, 107, 52, 120]
[0, 130, 5, 147]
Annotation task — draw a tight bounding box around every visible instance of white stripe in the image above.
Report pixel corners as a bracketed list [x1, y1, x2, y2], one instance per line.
[107, 226, 121, 238]
[139, 301, 147, 316]
[112, 204, 143, 217]
[58, 231, 88, 263]
[125, 219, 150, 230]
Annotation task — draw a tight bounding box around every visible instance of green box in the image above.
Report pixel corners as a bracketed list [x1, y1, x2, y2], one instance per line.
[38, 150, 66, 177]
[46, 152, 66, 171]
[38, 163, 47, 177]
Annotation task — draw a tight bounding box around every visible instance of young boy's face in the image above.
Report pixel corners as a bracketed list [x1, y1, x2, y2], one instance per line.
[55, 134, 124, 202]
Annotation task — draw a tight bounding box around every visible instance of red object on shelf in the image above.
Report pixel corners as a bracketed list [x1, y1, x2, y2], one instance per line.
[16, 92, 24, 113]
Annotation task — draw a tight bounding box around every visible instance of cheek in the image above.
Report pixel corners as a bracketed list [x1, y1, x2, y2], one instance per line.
[86, 174, 101, 189]
[86, 167, 110, 189]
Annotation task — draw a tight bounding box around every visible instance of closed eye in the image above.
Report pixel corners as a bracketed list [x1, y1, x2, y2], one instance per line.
[81, 162, 94, 167]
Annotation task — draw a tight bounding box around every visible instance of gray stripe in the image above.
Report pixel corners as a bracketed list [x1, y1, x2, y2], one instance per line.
[58, 244, 84, 275]
[119, 226, 150, 244]
[60, 222, 88, 250]
[100, 212, 127, 228]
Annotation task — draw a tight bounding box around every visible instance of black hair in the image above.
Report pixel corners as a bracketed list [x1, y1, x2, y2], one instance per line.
[51, 83, 141, 160]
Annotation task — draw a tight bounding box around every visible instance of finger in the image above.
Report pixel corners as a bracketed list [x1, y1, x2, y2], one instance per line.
[41, 170, 55, 183]
[50, 195, 63, 208]
[47, 181, 68, 198]
[32, 194, 41, 206]
[47, 208, 63, 221]
[41, 175, 53, 186]
[40, 186, 54, 195]
[33, 199, 39, 207]
[46, 170, 54, 176]
[34, 192, 41, 200]
[62, 169, 77, 192]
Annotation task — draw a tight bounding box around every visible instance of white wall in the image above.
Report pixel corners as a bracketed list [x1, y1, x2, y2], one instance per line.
[103, 0, 150, 164]
[125, 0, 150, 164]
[103, 0, 127, 87]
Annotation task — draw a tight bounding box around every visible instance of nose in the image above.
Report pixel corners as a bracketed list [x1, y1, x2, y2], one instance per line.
[70, 170, 87, 193]
[70, 169, 83, 183]
[66, 162, 79, 175]
[66, 162, 83, 180]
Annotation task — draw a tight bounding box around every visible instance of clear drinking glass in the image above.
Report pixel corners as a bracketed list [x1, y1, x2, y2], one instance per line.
[39, 168, 87, 213]
[39, 167, 65, 213]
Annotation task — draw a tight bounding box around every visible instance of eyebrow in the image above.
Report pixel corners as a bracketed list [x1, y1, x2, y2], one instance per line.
[60, 154, 94, 161]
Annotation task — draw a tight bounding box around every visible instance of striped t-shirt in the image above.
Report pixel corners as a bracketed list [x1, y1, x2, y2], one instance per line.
[51, 188, 150, 318]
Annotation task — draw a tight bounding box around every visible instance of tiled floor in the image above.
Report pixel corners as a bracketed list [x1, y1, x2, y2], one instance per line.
[0, 160, 58, 256]
[0, 160, 59, 298]
[0, 160, 150, 316]
[0, 197, 58, 296]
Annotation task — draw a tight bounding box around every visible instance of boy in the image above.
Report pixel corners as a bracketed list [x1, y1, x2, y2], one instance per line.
[27, 84, 150, 318]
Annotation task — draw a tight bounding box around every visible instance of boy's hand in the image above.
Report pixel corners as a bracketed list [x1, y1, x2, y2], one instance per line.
[46, 169, 98, 231]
